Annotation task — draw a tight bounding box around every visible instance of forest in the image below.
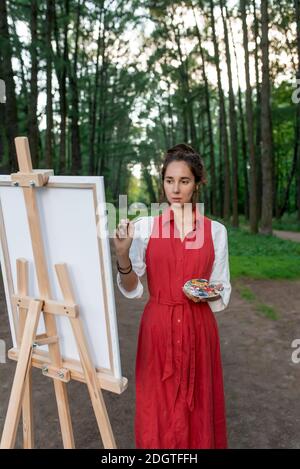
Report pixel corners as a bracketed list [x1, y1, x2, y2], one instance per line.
[0, 0, 299, 234]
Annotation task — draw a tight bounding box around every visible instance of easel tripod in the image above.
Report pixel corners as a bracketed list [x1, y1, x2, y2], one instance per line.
[0, 137, 117, 449]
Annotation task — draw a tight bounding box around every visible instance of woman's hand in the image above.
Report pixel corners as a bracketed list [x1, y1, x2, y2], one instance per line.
[113, 218, 135, 256]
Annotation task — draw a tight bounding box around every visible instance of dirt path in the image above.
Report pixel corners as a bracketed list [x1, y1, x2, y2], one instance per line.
[1, 253, 300, 448]
[273, 230, 300, 243]
[241, 223, 300, 243]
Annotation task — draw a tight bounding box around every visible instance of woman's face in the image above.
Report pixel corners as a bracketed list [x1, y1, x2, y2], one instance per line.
[163, 161, 197, 208]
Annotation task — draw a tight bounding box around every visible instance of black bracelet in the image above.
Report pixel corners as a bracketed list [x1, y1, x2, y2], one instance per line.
[117, 263, 132, 274]
[117, 259, 132, 274]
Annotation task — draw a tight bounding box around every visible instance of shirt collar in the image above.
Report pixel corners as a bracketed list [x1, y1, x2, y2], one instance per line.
[161, 203, 203, 228]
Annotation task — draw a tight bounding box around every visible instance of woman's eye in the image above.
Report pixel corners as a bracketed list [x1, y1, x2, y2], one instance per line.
[165, 180, 189, 184]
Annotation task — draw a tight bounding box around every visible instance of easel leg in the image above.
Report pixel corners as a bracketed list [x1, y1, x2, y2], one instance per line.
[70, 317, 117, 448]
[52, 379, 74, 448]
[22, 375, 34, 448]
[55, 263, 117, 449]
[0, 300, 43, 449]
[17, 258, 34, 448]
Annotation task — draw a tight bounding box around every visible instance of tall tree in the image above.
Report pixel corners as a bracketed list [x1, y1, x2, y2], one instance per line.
[252, 0, 262, 221]
[209, 0, 231, 220]
[227, 8, 249, 219]
[89, 1, 105, 175]
[96, 2, 109, 177]
[28, 0, 39, 168]
[260, 0, 273, 234]
[192, 1, 217, 216]
[240, 0, 258, 233]
[53, 0, 69, 174]
[70, 0, 82, 175]
[45, 0, 54, 168]
[0, 0, 19, 171]
[221, 0, 239, 227]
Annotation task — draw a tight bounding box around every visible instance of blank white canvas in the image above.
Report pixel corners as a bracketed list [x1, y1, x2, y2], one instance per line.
[0, 175, 122, 380]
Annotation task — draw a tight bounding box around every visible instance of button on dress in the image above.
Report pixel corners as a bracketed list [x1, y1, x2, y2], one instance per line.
[134, 206, 228, 449]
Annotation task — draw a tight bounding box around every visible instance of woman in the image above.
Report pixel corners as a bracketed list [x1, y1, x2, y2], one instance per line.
[113, 143, 231, 449]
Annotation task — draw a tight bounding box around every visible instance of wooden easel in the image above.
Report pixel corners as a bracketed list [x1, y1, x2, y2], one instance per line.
[0, 137, 116, 449]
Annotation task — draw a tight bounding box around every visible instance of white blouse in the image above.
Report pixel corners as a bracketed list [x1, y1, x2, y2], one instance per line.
[116, 216, 231, 313]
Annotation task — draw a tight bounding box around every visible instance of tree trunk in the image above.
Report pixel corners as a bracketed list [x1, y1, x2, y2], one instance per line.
[279, 144, 298, 217]
[192, 2, 217, 216]
[10, 20, 28, 128]
[252, 0, 262, 222]
[142, 167, 157, 203]
[260, 0, 273, 235]
[70, 0, 82, 175]
[89, 1, 104, 175]
[228, 9, 249, 219]
[218, 108, 224, 218]
[221, 1, 239, 227]
[45, 0, 54, 168]
[240, 0, 258, 233]
[97, 7, 108, 177]
[166, 72, 175, 147]
[0, 0, 19, 171]
[210, 0, 231, 221]
[53, 0, 69, 174]
[169, 8, 197, 149]
[28, 0, 39, 168]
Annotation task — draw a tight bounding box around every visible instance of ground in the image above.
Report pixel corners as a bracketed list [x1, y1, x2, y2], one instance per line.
[0, 239, 300, 449]
[273, 229, 300, 243]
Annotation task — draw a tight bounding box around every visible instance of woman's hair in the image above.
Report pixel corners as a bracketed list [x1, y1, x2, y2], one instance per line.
[159, 143, 207, 206]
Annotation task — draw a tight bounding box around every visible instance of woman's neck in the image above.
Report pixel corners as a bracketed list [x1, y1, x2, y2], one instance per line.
[172, 204, 195, 226]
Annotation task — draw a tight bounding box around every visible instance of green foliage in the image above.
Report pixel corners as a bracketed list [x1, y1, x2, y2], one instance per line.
[272, 212, 300, 232]
[227, 226, 300, 279]
[230, 255, 300, 279]
[238, 286, 256, 302]
[236, 284, 279, 320]
[0, 0, 298, 226]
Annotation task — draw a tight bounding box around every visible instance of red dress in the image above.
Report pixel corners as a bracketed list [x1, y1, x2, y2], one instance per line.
[134, 206, 228, 449]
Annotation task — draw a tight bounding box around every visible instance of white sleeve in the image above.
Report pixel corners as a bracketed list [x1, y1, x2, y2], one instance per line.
[208, 221, 231, 313]
[116, 217, 152, 299]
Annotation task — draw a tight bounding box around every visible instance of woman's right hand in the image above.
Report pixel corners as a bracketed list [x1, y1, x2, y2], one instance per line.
[113, 218, 135, 256]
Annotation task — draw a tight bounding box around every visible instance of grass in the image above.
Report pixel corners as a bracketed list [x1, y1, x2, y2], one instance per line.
[256, 303, 279, 321]
[272, 212, 300, 232]
[238, 286, 256, 302]
[225, 224, 300, 280]
[236, 284, 280, 321]
[236, 213, 300, 233]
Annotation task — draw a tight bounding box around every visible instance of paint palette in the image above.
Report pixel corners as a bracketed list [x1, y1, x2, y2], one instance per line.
[183, 278, 223, 301]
